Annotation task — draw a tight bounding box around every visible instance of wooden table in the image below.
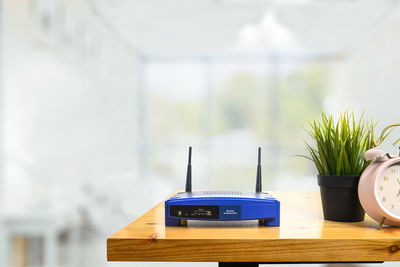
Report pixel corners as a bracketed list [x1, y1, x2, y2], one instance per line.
[107, 191, 400, 266]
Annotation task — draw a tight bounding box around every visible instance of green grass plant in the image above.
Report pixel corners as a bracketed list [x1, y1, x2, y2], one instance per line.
[304, 110, 379, 176]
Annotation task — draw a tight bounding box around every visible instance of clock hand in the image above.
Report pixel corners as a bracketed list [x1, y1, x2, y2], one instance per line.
[397, 190, 400, 197]
[398, 178, 400, 185]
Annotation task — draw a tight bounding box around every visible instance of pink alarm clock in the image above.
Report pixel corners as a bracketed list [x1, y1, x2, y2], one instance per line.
[358, 148, 400, 227]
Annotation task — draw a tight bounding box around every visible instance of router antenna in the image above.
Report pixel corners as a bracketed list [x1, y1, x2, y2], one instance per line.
[255, 147, 262, 193]
[185, 146, 192, 192]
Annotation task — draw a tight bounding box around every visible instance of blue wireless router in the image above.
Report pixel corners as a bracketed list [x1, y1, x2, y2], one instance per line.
[165, 147, 280, 226]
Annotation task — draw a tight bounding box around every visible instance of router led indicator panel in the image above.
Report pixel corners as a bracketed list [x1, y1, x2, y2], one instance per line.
[170, 205, 219, 219]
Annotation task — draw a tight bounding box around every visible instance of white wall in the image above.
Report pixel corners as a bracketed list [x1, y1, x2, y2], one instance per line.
[2, 0, 141, 229]
[330, 5, 400, 153]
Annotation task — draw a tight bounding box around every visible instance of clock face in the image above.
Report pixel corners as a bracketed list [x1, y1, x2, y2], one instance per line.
[377, 163, 400, 216]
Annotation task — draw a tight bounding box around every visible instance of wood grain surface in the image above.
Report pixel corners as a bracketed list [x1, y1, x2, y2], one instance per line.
[107, 191, 400, 262]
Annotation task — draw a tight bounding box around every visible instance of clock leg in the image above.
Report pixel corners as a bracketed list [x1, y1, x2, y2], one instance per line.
[377, 217, 386, 230]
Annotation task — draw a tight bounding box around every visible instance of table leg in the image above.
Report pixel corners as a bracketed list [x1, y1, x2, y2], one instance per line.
[218, 263, 258, 267]
[44, 229, 56, 267]
[0, 227, 9, 267]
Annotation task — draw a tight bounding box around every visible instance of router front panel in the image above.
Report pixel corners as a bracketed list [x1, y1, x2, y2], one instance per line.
[167, 204, 276, 221]
[165, 194, 280, 226]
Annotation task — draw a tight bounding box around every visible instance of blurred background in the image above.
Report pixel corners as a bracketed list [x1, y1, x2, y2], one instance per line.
[1, 0, 400, 266]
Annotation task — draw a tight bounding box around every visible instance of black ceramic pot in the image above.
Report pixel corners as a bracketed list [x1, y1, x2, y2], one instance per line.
[318, 175, 365, 222]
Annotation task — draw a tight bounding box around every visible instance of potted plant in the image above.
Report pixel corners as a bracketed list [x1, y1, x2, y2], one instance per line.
[304, 110, 384, 222]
